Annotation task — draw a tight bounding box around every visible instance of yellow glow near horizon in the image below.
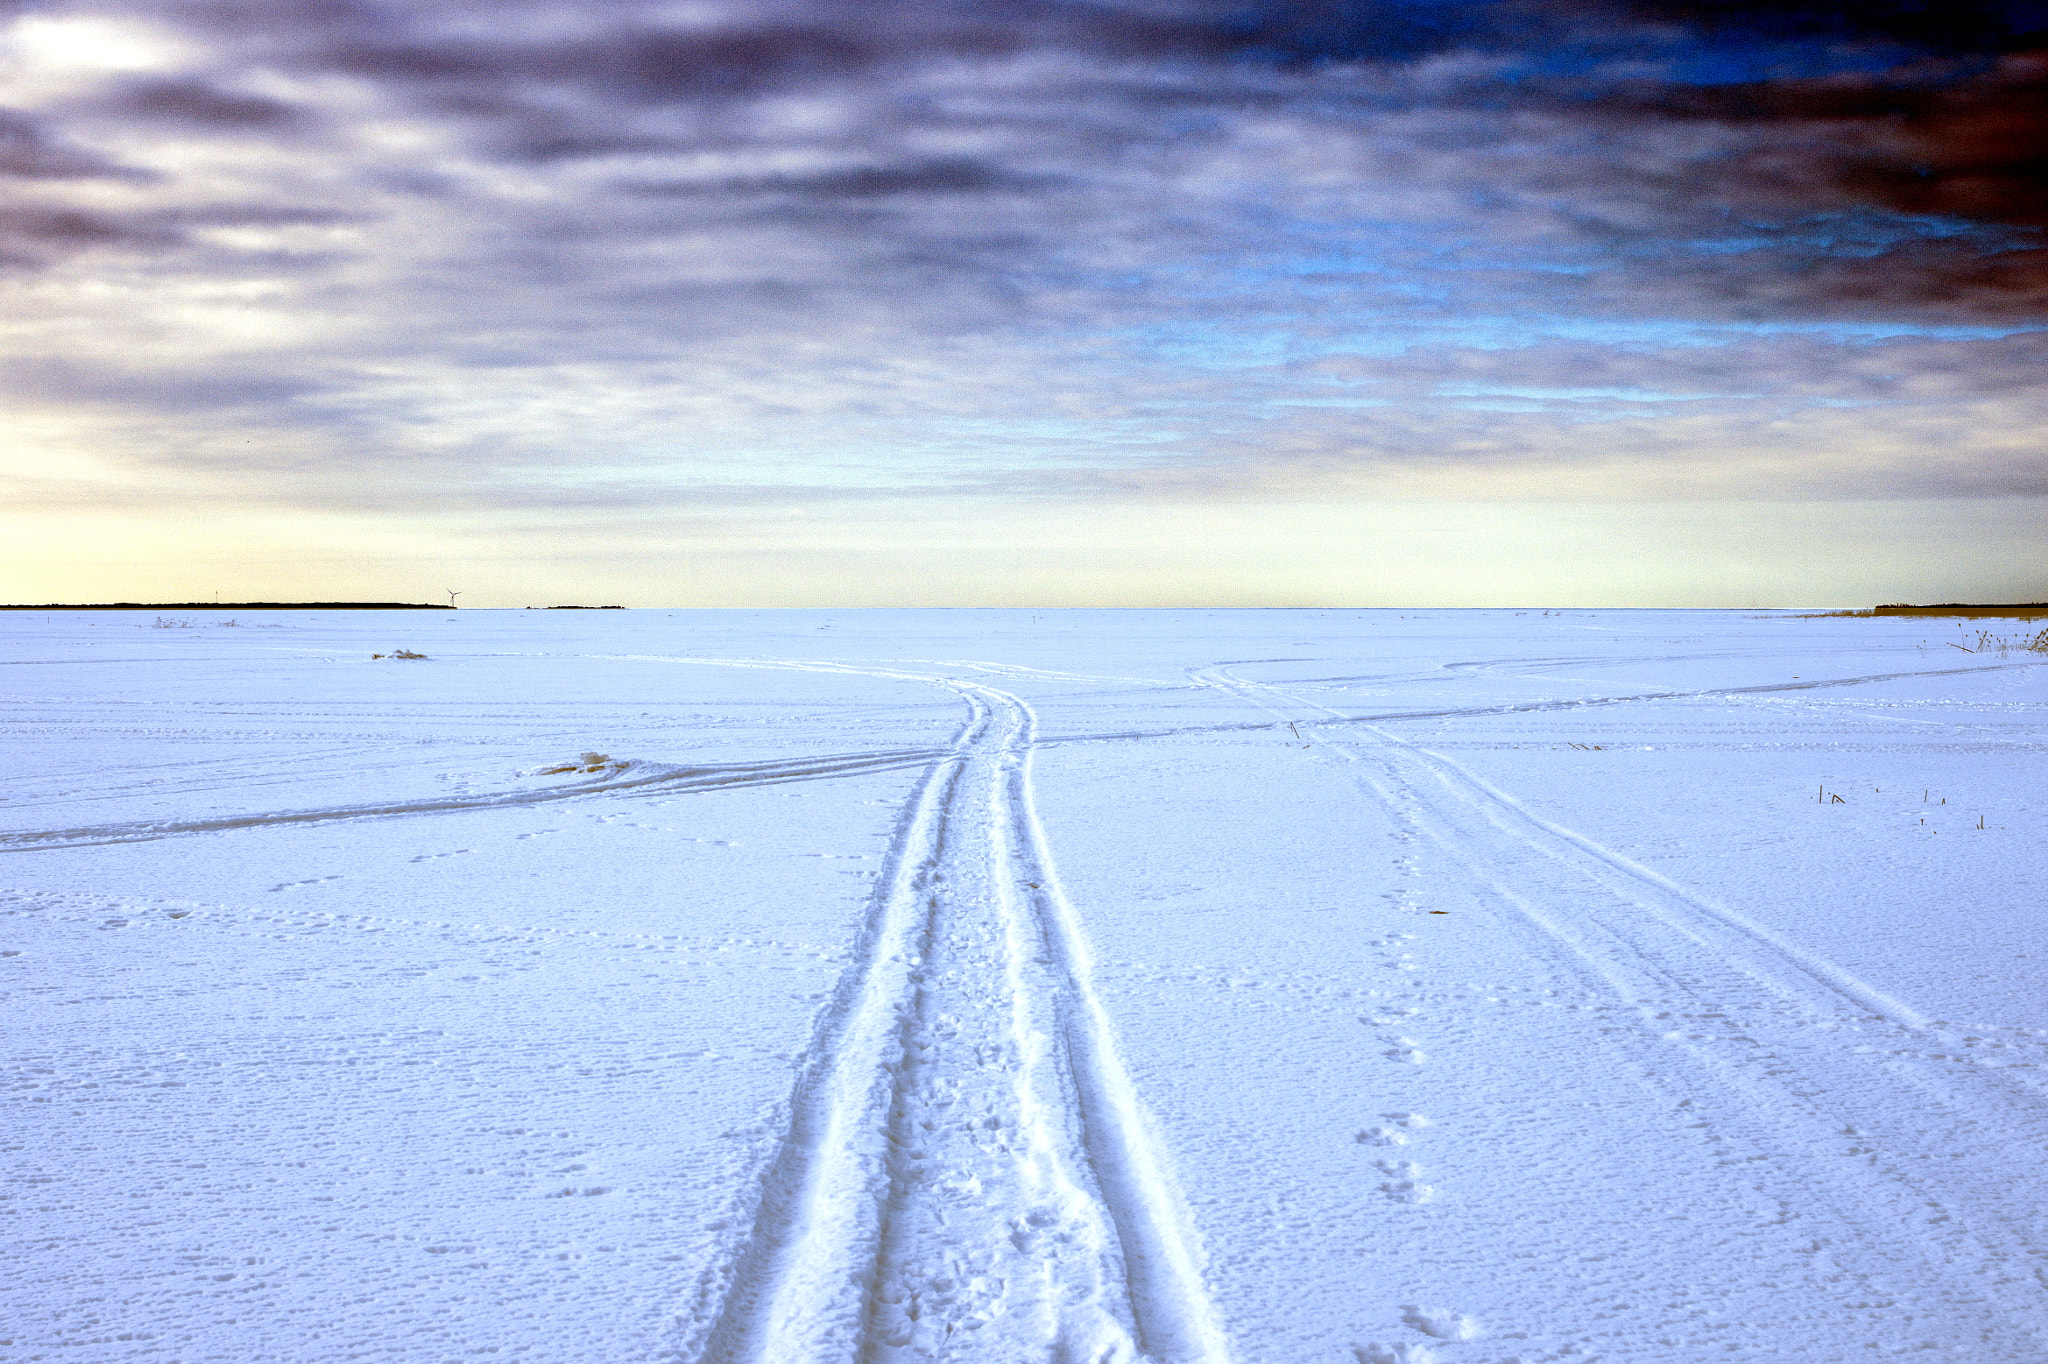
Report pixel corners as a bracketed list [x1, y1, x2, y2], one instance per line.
[2, 496, 2042, 608]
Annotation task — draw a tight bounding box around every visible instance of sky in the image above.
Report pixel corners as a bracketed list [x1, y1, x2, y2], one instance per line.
[3, 0, 2047, 607]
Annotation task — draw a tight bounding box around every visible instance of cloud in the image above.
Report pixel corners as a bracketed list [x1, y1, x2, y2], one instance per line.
[0, 105, 155, 178]
[96, 76, 306, 127]
[1, 0, 2045, 536]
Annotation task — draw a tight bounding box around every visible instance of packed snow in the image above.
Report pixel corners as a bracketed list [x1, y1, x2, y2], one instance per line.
[4, 607, 2045, 1364]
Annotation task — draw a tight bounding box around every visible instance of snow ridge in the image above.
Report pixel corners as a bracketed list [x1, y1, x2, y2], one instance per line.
[689, 661, 1226, 1364]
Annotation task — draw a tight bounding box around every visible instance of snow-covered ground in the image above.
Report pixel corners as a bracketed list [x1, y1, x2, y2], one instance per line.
[4, 607, 2045, 1364]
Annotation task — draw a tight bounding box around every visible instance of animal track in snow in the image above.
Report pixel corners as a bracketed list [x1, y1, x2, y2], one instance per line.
[1380, 1180, 1436, 1204]
[1402, 1306, 1485, 1341]
[1354, 1305, 1486, 1358]
[1348, 1307, 1481, 1363]
[267, 875, 343, 892]
[1363, 1010, 1430, 1062]
[1355, 1341, 1438, 1363]
[1362, 1114, 1438, 1202]
[409, 849, 471, 862]
[1377, 1156, 1438, 1204]
[589, 814, 741, 845]
[1360, 1112, 1433, 1144]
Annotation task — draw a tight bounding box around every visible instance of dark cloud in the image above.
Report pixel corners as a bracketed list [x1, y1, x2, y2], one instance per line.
[136, 1, 2046, 107]
[502, 131, 694, 164]
[147, 202, 369, 226]
[617, 157, 1061, 198]
[0, 204, 178, 267]
[1298, 329, 2048, 400]
[0, 107, 154, 178]
[25, 5, 2048, 224]
[6, 0, 2047, 521]
[1558, 48, 2048, 227]
[0, 354, 326, 411]
[1605, 0, 2048, 53]
[186, 3, 2048, 317]
[1807, 65, 2048, 229]
[100, 77, 305, 127]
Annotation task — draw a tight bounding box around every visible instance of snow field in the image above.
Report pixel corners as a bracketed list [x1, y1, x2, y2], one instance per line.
[3, 608, 2044, 1363]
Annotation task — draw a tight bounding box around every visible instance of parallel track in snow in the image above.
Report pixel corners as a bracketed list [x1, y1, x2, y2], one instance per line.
[1189, 664, 1933, 1030]
[682, 661, 1226, 1364]
[0, 750, 942, 850]
[1190, 663, 2048, 1350]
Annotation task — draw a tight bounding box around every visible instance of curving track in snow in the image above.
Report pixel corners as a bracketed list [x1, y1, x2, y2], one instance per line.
[1189, 661, 2048, 1355]
[0, 750, 944, 851]
[681, 661, 1227, 1364]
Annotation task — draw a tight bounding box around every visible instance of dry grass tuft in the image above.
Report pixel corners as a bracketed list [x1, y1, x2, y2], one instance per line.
[1950, 627, 2048, 655]
[1800, 606, 2048, 620]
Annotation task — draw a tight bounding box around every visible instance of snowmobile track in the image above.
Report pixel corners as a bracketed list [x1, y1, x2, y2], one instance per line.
[683, 660, 1227, 1364]
[1190, 662, 2048, 1352]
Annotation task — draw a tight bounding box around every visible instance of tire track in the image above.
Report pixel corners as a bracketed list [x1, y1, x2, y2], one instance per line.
[687, 661, 1226, 1364]
[0, 749, 939, 850]
[1198, 664, 1927, 1029]
[1190, 662, 2048, 1346]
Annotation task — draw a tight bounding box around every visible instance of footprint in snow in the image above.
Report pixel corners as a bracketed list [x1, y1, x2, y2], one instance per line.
[1354, 1345, 1438, 1364]
[1401, 1306, 1484, 1342]
[1357, 1114, 1431, 1145]
[268, 876, 343, 892]
[1379, 1178, 1438, 1204]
